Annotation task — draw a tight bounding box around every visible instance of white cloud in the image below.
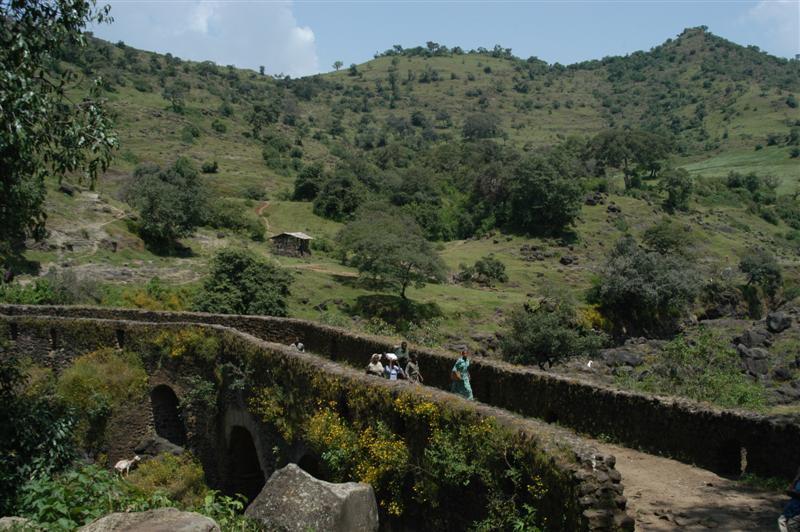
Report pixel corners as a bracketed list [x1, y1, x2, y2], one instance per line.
[746, 0, 800, 56]
[94, 1, 319, 76]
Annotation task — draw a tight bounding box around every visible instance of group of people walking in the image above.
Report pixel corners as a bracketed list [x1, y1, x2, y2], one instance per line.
[365, 341, 474, 400]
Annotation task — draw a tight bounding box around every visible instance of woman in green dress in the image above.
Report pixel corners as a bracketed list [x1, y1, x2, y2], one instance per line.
[450, 351, 473, 400]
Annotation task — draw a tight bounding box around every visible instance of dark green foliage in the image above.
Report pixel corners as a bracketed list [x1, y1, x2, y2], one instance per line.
[201, 160, 219, 174]
[590, 129, 672, 189]
[293, 162, 325, 201]
[313, 172, 366, 221]
[337, 207, 446, 298]
[776, 196, 800, 229]
[661, 167, 693, 212]
[643, 217, 692, 255]
[193, 247, 292, 316]
[0, 353, 77, 515]
[787, 94, 798, 108]
[162, 81, 189, 113]
[739, 247, 783, 303]
[204, 201, 263, 241]
[211, 119, 227, 133]
[456, 254, 508, 287]
[462, 112, 501, 140]
[501, 298, 605, 369]
[615, 330, 765, 410]
[0, 0, 116, 262]
[591, 236, 700, 337]
[126, 158, 208, 247]
[508, 154, 583, 235]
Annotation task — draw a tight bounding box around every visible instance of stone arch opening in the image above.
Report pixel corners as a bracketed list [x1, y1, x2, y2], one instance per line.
[227, 426, 265, 502]
[150, 385, 187, 446]
[716, 438, 746, 477]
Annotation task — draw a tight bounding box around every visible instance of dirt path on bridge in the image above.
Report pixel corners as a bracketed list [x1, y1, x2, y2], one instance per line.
[593, 440, 783, 531]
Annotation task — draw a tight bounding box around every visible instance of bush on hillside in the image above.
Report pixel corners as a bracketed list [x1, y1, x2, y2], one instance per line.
[590, 236, 701, 338]
[313, 172, 366, 221]
[126, 158, 208, 249]
[205, 201, 264, 241]
[193, 248, 292, 316]
[201, 160, 218, 174]
[739, 247, 783, 305]
[455, 254, 508, 287]
[642, 217, 693, 255]
[500, 298, 606, 369]
[661, 167, 693, 212]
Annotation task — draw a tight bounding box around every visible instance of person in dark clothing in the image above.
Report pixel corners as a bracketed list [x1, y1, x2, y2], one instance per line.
[779, 467, 800, 532]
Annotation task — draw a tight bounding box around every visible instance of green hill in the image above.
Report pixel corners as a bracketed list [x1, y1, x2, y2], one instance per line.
[11, 27, 800, 384]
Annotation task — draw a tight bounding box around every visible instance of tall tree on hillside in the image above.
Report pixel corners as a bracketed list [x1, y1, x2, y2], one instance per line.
[590, 130, 672, 189]
[332, 60, 343, 71]
[0, 0, 117, 266]
[337, 207, 446, 299]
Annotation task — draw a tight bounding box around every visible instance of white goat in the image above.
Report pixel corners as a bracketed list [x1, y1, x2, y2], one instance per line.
[114, 455, 141, 476]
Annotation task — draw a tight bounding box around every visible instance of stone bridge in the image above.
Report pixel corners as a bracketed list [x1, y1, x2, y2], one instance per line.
[2, 304, 798, 530]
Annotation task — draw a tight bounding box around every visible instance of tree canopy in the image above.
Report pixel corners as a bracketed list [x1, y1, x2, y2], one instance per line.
[0, 0, 116, 263]
[337, 207, 446, 299]
[125, 158, 207, 248]
[193, 247, 292, 316]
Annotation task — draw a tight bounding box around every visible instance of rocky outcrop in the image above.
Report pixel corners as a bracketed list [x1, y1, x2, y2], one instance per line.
[134, 434, 185, 457]
[245, 464, 379, 532]
[767, 311, 792, 334]
[78, 508, 219, 532]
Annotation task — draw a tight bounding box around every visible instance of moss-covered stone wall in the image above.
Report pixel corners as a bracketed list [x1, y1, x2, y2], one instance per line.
[3, 304, 797, 482]
[0, 312, 633, 530]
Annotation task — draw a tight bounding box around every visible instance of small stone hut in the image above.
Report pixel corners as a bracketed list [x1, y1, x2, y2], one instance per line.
[270, 232, 313, 257]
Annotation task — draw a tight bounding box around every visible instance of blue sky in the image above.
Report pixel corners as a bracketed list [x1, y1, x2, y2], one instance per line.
[92, 1, 800, 77]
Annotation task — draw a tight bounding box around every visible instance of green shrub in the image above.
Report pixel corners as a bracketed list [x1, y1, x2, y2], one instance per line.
[643, 217, 693, 255]
[193, 248, 292, 316]
[739, 247, 783, 304]
[204, 201, 263, 241]
[456, 254, 508, 286]
[211, 119, 227, 133]
[16, 465, 173, 530]
[127, 454, 208, 508]
[615, 330, 766, 410]
[590, 236, 701, 337]
[500, 298, 606, 369]
[201, 161, 218, 174]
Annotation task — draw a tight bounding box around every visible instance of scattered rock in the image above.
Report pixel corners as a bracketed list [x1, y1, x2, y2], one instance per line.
[58, 182, 76, 196]
[245, 463, 379, 532]
[78, 508, 219, 532]
[736, 328, 772, 348]
[736, 344, 770, 376]
[773, 367, 793, 382]
[600, 349, 644, 368]
[0, 517, 36, 530]
[607, 203, 621, 214]
[134, 434, 185, 457]
[559, 255, 577, 266]
[767, 312, 792, 333]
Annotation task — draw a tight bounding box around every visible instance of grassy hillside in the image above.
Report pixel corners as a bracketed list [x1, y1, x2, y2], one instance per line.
[12, 27, 799, 366]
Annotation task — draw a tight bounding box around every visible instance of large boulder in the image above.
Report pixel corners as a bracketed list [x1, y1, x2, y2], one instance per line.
[736, 327, 772, 348]
[599, 349, 644, 368]
[245, 464, 378, 532]
[134, 435, 185, 457]
[767, 312, 792, 334]
[78, 508, 218, 532]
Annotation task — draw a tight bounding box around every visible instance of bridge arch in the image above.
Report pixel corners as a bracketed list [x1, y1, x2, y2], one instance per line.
[227, 425, 265, 502]
[150, 384, 187, 446]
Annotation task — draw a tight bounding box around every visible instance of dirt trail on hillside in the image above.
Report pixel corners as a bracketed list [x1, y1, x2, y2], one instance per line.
[592, 440, 783, 531]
